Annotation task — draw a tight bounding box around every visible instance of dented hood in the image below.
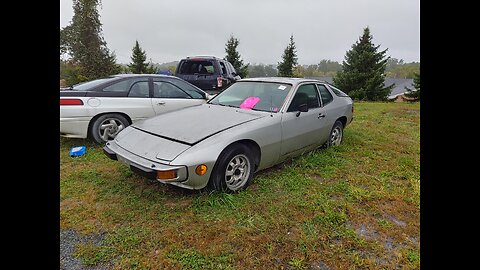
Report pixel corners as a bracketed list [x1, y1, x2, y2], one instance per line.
[132, 104, 266, 145]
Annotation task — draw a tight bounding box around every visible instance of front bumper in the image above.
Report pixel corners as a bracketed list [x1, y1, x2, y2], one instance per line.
[103, 141, 189, 183]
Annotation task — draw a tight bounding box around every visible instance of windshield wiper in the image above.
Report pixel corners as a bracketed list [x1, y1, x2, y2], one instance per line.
[215, 103, 238, 108]
[250, 108, 271, 112]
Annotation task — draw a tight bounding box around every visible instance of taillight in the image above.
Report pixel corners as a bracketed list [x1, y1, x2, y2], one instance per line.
[60, 99, 84, 105]
[217, 77, 223, 88]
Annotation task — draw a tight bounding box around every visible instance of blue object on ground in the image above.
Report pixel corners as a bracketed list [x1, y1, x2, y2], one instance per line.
[70, 146, 87, 157]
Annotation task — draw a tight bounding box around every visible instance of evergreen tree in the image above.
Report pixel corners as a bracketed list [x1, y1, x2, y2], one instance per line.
[127, 41, 158, 74]
[128, 40, 148, 73]
[60, 0, 120, 81]
[224, 35, 249, 78]
[277, 35, 298, 77]
[404, 72, 420, 101]
[333, 27, 393, 101]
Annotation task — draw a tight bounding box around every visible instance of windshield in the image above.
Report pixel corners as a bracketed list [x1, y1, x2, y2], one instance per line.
[72, 77, 118, 91]
[209, 81, 291, 112]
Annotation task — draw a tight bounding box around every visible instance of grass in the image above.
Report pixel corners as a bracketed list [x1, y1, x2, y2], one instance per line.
[60, 101, 420, 269]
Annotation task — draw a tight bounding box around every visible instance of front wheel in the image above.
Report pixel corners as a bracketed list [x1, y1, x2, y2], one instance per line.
[209, 144, 255, 192]
[90, 114, 129, 144]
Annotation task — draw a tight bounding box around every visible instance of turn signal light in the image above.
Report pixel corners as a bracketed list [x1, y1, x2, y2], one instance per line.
[157, 170, 177, 180]
[195, 164, 208, 175]
[217, 77, 223, 88]
[60, 99, 84, 105]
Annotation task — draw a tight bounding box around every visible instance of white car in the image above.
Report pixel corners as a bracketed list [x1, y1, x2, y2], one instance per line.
[60, 74, 213, 143]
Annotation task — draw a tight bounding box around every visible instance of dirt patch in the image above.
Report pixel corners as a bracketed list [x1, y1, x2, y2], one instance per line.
[308, 260, 331, 270]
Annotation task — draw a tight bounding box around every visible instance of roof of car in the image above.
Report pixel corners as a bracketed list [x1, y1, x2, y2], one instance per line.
[238, 77, 329, 86]
[112, 74, 178, 79]
[183, 56, 222, 60]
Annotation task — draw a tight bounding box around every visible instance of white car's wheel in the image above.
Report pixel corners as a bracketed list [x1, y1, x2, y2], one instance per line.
[90, 114, 129, 144]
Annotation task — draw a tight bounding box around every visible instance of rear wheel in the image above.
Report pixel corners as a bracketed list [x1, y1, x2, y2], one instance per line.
[209, 144, 255, 192]
[90, 114, 129, 144]
[326, 120, 344, 148]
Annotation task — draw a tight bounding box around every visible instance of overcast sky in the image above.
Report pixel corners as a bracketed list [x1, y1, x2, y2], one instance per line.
[60, 0, 419, 65]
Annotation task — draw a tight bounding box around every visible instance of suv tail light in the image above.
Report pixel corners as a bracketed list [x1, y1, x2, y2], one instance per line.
[217, 76, 223, 88]
[60, 99, 84, 106]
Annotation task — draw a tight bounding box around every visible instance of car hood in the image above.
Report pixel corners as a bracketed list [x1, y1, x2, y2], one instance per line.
[132, 104, 266, 145]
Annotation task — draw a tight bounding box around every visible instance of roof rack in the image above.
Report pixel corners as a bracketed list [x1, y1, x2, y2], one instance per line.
[186, 55, 218, 59]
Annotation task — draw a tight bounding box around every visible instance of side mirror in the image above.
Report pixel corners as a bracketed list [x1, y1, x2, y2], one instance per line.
[296, 103, 308, 117]
[299, 103, 308, 112]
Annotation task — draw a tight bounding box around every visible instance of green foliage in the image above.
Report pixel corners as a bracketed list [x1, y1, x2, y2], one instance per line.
[318, 59, 342, 73]
[288, 257, 306, 269]
[247, 64, 277, 77]
[167, 248, 233, 270]
[404, 73, 420, 101]
[127, 40, 158, 74]
[277, 35, 298, 77]
[60, 0, 121, 81]
[224, 35, 249, 78]
[60, 60, 89, 86]
[386, 58, 420, 78]
[334, 27, 393, 101]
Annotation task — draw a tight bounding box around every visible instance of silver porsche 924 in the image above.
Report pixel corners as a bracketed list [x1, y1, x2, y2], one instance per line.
[103, 77, 353, 192]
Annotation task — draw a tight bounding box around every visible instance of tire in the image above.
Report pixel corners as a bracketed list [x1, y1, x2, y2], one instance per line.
[90, 113, 130, 144]
[209, 144, 255, 192]
[326, 120, 344, 148]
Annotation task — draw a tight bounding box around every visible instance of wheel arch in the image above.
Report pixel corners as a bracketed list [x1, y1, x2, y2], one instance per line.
[222, 139, 261, 171]
[336, 116, 347, 128]
[87, 112, 132, 139]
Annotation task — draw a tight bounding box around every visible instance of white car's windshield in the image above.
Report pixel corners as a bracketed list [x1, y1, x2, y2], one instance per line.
[209, 81, 291, 112]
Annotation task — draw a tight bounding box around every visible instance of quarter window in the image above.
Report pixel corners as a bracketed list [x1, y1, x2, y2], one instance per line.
[153, 81, 191, 98]
[102, 79, 139, 92]
[317, 84, 334, 106]
[287, 84, 320, 112]
[128, 81, 150, 97]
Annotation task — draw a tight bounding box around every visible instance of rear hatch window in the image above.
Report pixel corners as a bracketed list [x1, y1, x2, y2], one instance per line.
[178, 60, 216, 75]
[176, 60, 219, 90]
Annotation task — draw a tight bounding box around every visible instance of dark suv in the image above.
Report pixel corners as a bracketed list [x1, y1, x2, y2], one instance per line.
[175, 56, 241, 93]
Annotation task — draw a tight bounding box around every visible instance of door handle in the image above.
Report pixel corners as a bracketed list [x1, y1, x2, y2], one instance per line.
[157, 101, 166, 105]
[318, 113, 325, 119]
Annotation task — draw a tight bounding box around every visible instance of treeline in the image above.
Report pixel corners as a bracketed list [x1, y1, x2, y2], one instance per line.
[60, 1, 419, 101]
[385, 58, 420, 79]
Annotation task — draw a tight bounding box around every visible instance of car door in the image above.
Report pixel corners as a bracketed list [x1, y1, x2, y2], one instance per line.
[280, 83, 328, 157]
[151, 79, 206, 115]
[316, 84, 337, 142]
[94, 78, 156, 121]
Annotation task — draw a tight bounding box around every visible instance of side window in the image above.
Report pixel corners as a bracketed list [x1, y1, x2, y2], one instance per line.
[317, 84, 334, 106]
[169, 79, 205, 99]
[153, 81, 191, 99]
[287, 84, 320, 112]
[227, 62, 237, 75]
[219, 62, 227, 75]
[102, 79, 136, 92]
[127, 81, 150, 97]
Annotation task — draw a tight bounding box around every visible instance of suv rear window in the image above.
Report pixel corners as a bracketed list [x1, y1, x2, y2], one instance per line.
[178, 60, 215, 75]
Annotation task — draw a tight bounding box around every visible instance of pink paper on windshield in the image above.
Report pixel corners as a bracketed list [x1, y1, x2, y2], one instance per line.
[239, 96, 260, 110]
